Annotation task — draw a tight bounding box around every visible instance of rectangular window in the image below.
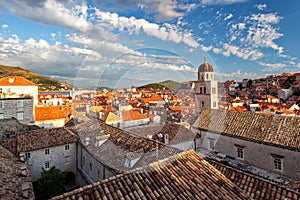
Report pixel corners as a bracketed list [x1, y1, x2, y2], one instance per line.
[65, 144, 70, 151]
[213, 101, 217, 108]
[25, 152, 31, 159]
[17, 100, 24, 108]
[44, 161, 50, 170]
[45, 148, 50, 155]
[274, 157, 282, 171]
[212, 87, 216, 94]
[237, 147, 244, 159]
[0, 113, 4, 119]
[65, 156, 70, 164]
[209, 139, 215, 150]
[17, 112, 24, 120]
[0, 101, 4, 109]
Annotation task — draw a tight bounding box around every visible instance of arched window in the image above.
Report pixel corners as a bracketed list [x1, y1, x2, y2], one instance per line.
[204, 87, 206, 94]
[206, 74, 208, 79]
[200, 87, 202, 94]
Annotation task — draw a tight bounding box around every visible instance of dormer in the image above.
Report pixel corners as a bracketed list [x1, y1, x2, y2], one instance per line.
[124, 151, 142, 168]
[95, 134, 110, 147]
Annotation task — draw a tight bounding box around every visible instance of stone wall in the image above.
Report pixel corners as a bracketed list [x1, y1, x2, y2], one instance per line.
[199, 130, 300, 179]
[28, 143, 76, 181]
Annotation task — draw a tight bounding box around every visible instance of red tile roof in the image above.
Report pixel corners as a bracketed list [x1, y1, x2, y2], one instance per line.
[122, 110, 149, 122]
[0, 76, 36, 86]
[1, 128, 77, 153]
[0, 145, 34, 199]
[35, 106, 65, 121]
[208, 159, 300, 199]
[194, 109, 300, 150]
[52, 150, 249, 200]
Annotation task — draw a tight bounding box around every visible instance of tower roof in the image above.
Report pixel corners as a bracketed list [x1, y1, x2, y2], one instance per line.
[198, 57, 213, 72]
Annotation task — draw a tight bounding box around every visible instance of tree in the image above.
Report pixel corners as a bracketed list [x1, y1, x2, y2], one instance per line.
[246, 79, 253, 89]
[283, 75, 296, 89]
[35, 166, 67, 200]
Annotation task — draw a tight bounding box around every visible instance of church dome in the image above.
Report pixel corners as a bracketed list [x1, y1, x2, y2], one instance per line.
[198, 62, 213, 72]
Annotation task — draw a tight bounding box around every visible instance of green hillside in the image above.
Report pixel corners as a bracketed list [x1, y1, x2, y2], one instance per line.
[138, 80, 179, 91]
[0, 65, 72, 91]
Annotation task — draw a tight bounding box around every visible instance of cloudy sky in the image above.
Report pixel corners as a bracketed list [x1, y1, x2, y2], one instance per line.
[0, 0, 299, 88]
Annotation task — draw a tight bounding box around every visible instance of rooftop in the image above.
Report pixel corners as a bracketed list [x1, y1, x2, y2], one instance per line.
[1, 128, 77, 154]
[128, 123, 196, 145]
[0, 145, 34, 199]
[193, 109, 300, 151]
[72, 118, 181, 172]
[208, 158, 300, 200]
[0, 76, 37, 86]
[35, 106, 65, 121]
[51, 150, 249, 200]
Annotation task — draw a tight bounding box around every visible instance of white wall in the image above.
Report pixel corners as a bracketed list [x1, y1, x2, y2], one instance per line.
[27, 143, 76, 181]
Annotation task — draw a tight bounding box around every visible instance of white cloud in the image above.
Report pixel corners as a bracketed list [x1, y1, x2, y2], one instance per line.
[222, 43, 264, 60]
[224, 13, 234, 21]
[297, 63, 300, 68]
[258, 61, 286, 71]
[94, 8, 199, 48]
[201, 0, 247, 5]
[213, 48, 221, 54]
[1, 24, 9, 29]
[255, 4, 267, 11]
[202, 45, 213, 52]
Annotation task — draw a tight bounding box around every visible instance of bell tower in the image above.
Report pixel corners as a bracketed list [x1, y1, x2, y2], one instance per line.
[195, 57, 218, 112]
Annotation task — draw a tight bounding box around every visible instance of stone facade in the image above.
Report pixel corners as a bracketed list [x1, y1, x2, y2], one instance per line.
[76, 144, 116, 185]
[197, 129, 300, 179]
[0, 97, 34, 124]
[26, 143, 77, 181]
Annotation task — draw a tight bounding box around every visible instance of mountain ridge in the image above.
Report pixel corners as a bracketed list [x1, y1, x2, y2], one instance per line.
[0, 65, 72, 91]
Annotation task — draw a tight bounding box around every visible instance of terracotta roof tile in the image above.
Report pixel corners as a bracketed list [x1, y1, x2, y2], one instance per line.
[122, 110, 149, 122]
[1, 128, 77, 153]
[208, 159, 300, 200]
[128, 124, 195, 145]
[35, 106, 65, 121]
[52, 150, 250, 200]
[194, 109, 300, 150]
[72, 119, 181, 172]
[0, 76, 37, 86]
[0, 145, 34, 199]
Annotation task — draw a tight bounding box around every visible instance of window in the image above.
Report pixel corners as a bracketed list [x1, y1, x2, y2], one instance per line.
[0, 101, 4, 109]
[203, 87, 206, 94]
[17, 112, 24, 120]
[209, 139, 215, 150]
[17, 100, 24, 108]
[25, 152, 31, 159]
[45, 148, 50, 155]
[237, 147, 244, 159]
[89, 163, 92, 171]
[206, 74, 209, 79]
[212, 87, 216, 94]
[0, 113, 4, 119]
[65, 144, 70, 151]
[65, 156, 70, 164]
[274, 157, 282, 171]
[200, 87, 202, 94]
[44, 161, 50, 170]
[202, 101, 205, 107]
[213, 101, 217, 108]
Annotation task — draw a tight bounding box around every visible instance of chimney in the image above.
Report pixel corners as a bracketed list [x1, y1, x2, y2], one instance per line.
[164, 134, 169, 144]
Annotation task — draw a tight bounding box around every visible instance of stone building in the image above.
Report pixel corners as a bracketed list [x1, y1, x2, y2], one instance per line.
[0, 76, 38, 106]
[72, 118, 181, 186]
[0, 96, 34, 124]
[0, 128, 77, 181]
[52, 150, 250, 200]
[193, 108, 300, 180]
[192, 58, 218, 112]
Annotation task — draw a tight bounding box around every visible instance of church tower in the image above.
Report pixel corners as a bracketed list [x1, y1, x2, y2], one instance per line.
[195, 57, 218, 112]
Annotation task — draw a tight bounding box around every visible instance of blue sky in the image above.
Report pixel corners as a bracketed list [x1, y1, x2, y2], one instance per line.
[0, 0, 299, 88]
